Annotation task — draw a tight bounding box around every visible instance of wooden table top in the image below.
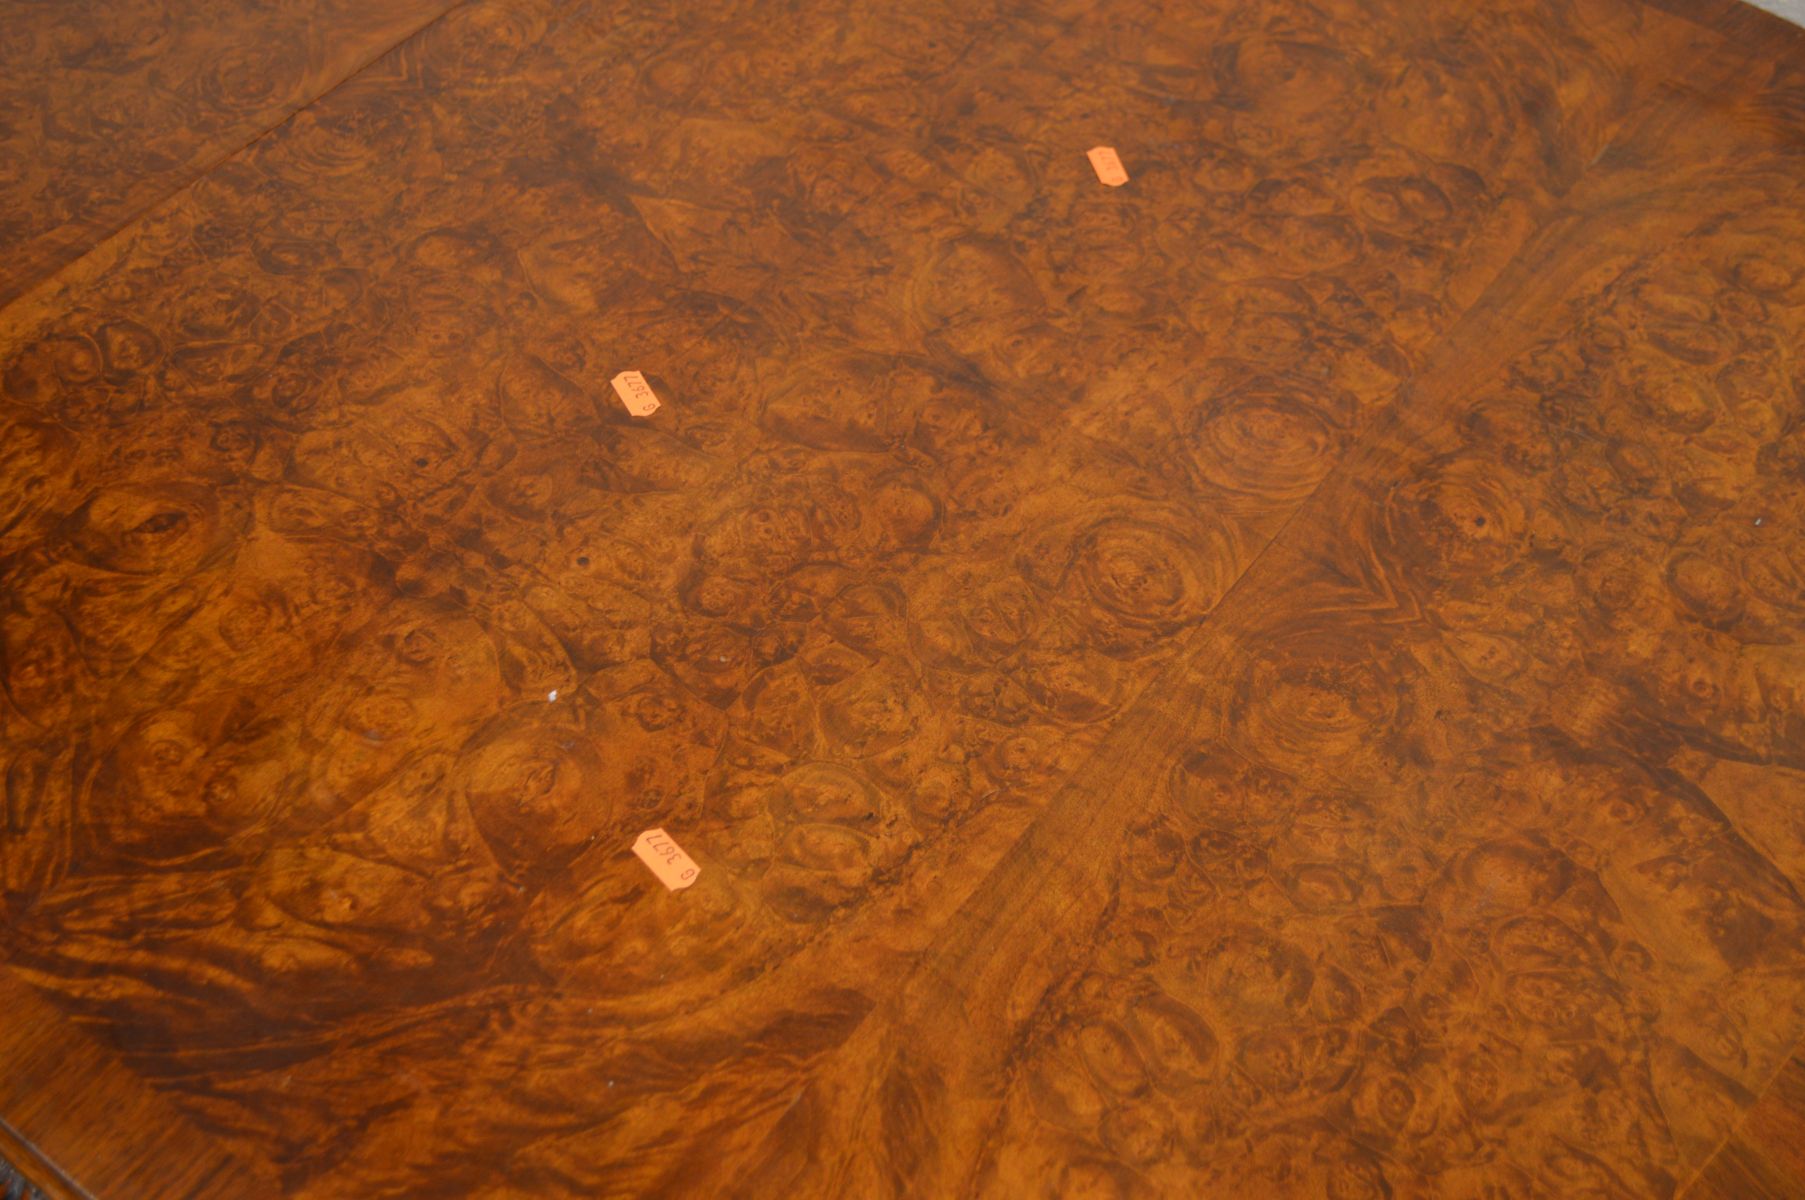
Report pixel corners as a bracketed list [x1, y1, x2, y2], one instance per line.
[2, 0, 1804, 1195]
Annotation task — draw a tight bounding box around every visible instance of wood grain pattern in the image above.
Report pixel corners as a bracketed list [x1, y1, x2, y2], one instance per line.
[0, 972, 271, 1198]
[0, 0, 454, 309]
[1684, 1048, 1805, 1198]
[0, 1137, 54, 1200]
[0, 0, 1802, 1195]
[774, 58, 1805, 1196]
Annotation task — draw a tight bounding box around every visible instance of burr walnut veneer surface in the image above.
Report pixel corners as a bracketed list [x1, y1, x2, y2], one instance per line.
[2, 0, 1805, 1195]
[0, 0, 455, 311]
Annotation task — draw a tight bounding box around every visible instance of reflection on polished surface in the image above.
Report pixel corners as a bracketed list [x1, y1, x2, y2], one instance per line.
[1, 0, 1804, 1195]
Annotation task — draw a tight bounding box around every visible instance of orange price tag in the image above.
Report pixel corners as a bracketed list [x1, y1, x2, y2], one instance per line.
[611, 370, 661, 417]
[1087, 145, 1129, 187]
[633, 827, 699, 890]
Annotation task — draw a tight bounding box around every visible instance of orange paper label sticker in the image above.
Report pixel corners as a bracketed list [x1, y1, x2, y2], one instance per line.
[611, 370, 661, 417]
[633, 827, 699, 890]
[1087, 145, 1128, 187]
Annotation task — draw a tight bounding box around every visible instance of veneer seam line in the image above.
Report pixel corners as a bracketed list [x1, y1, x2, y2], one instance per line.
[0, 1118, 96, 1200]
[0, 1, 468, 326]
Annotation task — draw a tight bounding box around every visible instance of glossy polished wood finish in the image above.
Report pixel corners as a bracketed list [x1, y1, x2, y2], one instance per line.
[0, 972, 270, 1197]
[0, 0, 454, 310]
[1685, 1048, 1805, 1199]
[1, 0, 1803, 1195]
